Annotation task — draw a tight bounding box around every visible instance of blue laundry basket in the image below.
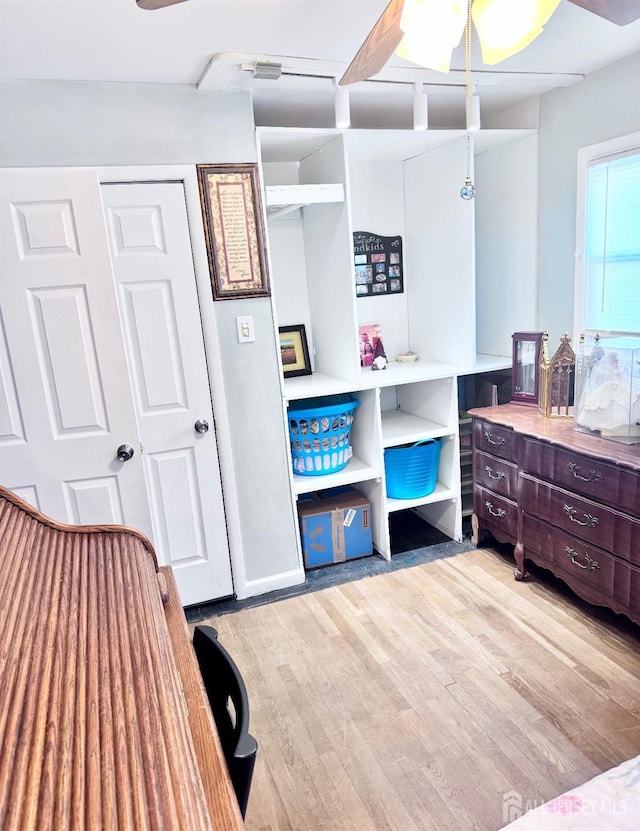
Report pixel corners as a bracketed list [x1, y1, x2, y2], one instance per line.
[384, 438, 441, 498]
[288, 395, 359, 476]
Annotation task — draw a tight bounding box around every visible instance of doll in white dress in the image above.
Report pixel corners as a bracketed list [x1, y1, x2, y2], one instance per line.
[576, 347, 640, 438]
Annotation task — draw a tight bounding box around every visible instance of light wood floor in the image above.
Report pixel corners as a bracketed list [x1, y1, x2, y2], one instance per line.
[202, 547, 640, 831]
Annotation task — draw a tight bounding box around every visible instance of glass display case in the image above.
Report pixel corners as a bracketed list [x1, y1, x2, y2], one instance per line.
[574, 332, 640, 444]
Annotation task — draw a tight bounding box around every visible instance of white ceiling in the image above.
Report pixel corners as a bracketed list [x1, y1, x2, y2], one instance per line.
[1, 0, 639, 129]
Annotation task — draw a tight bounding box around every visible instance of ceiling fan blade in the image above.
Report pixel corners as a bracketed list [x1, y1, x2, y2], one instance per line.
[567, 0, 640, 25]
[339, 0, 405, 86]
[136, 0, 190, 9]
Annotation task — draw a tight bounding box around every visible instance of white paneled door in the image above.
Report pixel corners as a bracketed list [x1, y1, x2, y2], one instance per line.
[0, 168, 233, 605]
[0, 167, 154, 532]
[101, 181, 232, 605]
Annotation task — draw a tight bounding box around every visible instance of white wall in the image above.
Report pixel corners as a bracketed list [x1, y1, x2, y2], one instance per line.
[0, 80, 254, 166]
[537, 52, 640, 346]
[404, 138, 476, 367]
[475, 133, 539, 357]
[350, 161, 409, 362]
[0, 79, 301, 598]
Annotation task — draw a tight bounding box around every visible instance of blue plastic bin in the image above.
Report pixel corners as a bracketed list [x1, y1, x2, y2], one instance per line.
[384, 438, 441, 498]
[288, 395, 359, 476]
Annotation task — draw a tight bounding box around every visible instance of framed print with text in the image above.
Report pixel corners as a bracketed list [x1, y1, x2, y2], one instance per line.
[197, 163, 270, 300]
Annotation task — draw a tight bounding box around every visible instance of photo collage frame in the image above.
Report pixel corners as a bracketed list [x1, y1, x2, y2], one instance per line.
[353, 231, 404, 298]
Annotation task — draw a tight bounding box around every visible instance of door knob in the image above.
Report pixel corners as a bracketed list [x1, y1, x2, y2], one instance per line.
[194, 419, 209, 434]
[116, 443, 135, 462]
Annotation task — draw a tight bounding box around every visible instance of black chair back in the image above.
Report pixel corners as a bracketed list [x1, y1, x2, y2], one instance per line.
[192, 625, 258, 819]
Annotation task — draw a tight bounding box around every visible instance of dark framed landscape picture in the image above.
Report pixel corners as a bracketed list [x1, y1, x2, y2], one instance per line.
[279, 325, 312, 378]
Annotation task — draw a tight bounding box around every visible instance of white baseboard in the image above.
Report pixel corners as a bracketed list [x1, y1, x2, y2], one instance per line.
[235, 567, 306, 600]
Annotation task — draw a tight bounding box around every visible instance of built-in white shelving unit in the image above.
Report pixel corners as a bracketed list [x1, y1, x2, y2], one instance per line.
[258, 126, 538, 566]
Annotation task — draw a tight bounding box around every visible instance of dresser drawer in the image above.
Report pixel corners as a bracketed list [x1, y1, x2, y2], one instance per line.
[522, 514, 640, 623]
[473, 450, 518, 500]
[520, 473, 640, 565]
[522, 437, 640, 517]
[474, 485, 518, 541]
[523, 513, 614, 593]
[473, 419, 520, 463]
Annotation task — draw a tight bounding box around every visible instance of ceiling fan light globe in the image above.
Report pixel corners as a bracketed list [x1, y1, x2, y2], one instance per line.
[397, 0, 466, 73]
[472, 0, 562, 64]
[477, 26, 544, 65]
[396, 34, 453, 72]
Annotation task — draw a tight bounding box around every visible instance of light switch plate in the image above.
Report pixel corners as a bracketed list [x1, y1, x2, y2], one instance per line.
[236, 315, 255, 343]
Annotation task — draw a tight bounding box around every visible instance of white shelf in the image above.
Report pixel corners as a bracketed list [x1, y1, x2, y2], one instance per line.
[344, 128, 537, 162]
[292, 456, 381, 496]
[381, 409, 450, 448]
[359, 359, 461, 389]
[386, 483, 457, 513]
[258, 127, 537, 165]
[471, 354, 511, 373]
[284, 357, 510, 402]
[265, 183, 344, 219]
[283, 372, 355, 402]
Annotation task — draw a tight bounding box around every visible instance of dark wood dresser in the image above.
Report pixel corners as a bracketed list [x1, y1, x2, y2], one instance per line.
[468, 404, 640, 626]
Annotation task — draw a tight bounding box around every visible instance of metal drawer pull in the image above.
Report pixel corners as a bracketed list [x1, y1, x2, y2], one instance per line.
[485, 501, 506, 518]
[484, 465, 505, 481]
[567, 462, 603, 484]
[484, 430, 506, 447]
[563, 504, 599, 528]
[566, 546, 600, 571]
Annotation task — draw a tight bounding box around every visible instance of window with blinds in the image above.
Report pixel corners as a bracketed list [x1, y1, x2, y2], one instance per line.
[582, 150, 640, 335]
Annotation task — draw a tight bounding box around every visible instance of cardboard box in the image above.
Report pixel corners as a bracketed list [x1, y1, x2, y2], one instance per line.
[297, 488, 372, 568]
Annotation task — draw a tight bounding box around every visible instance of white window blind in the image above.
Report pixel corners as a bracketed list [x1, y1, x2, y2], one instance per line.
[583, 151, 640, 334]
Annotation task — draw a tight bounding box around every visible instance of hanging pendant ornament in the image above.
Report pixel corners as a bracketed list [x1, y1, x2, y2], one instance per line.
[460, 180, 475, 200]
[460, 134, 476, 200]
[460, 0, 476, 200]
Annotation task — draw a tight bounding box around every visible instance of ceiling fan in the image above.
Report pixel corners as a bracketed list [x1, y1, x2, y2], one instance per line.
[338, 0, 640, 86]
[136, 0, 189, 8]
[136, 0, 640, 82]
